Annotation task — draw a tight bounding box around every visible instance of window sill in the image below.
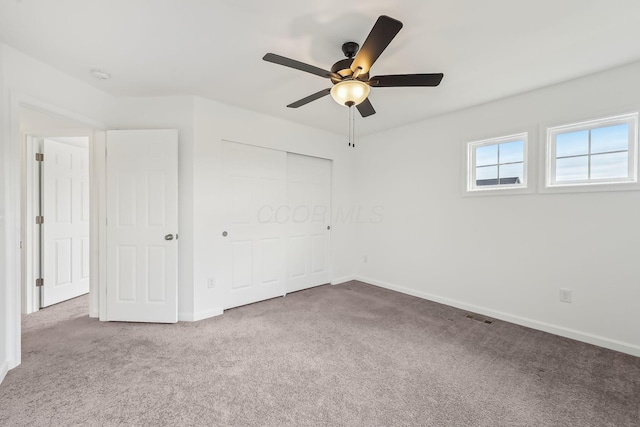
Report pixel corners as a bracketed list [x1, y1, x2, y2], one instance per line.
[540, 179, 640, 194]
[463, 185, 535, 197]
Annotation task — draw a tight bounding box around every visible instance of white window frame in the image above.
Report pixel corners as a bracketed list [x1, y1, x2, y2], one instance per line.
[466, 132, 529, 193]
[545, 113, 639, 189]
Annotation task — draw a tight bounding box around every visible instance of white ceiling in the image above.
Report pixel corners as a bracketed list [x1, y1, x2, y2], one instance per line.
[2, 0, 640, 136]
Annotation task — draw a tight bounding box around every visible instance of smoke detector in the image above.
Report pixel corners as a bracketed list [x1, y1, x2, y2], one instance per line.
[90, 69, 111, 81]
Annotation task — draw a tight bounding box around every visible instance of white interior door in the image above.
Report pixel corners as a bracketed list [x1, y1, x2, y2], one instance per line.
[286, 153, 331, 293]
[105, 130, 178, 323]
[42, 138, 90, 307]
[220, 141, 287, 309]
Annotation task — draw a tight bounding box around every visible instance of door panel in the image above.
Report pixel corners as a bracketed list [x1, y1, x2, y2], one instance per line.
[42, 139, 90, 307]
[220, 142, 287, 309]
[106, 130, 178, 323]
[311, 234, 328, 273]
[286, 153, 331, 293]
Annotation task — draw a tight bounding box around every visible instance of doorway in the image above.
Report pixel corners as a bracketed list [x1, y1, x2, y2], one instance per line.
[20, 107, 97, 315]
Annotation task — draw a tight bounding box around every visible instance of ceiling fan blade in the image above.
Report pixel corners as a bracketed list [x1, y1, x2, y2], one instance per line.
[287, 88, 332, 108]
[369, 73, 444, 87]
[351, 15, 403, 75]
[356, 98, 376, 117]
[263, 53, 341, 80]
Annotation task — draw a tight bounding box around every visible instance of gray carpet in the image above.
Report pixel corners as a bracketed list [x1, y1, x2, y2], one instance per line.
[1, 281, 639, 426]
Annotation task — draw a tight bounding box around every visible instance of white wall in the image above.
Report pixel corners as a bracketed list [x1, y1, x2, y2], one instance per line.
[191, 97, 355, 318]
[355, 60, 640, 356]
[0, 44, 8, 382]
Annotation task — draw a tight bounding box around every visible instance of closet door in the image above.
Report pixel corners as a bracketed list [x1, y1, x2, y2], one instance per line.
[220, 141, 288, 309]
[286, 153, 331, 293]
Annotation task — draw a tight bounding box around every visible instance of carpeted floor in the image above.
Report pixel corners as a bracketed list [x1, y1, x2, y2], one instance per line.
[1, 281, 639, 426]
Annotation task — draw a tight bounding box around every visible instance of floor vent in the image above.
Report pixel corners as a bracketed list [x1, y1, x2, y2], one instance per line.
[465, 313, 493, 324]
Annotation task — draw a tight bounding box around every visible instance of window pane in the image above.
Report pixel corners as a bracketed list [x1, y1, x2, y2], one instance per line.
[556, 156, 588, 181]
[475, 144, 498, 166]
[476, 165, 497, 186]
[591, 123, 629, 154]
[499, 162, 524, 184]
[591, 152, 628, 179]
[499, 140, 524, 164]
[556, 130, 589, 158]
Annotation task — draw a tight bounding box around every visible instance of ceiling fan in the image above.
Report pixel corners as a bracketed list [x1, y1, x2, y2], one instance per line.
[263, 15, 444, 118]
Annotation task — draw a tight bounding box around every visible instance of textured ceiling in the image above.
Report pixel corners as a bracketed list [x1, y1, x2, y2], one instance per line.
[2, 0, 640, 136]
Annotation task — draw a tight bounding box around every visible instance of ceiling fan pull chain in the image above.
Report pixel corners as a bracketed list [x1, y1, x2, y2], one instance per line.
[348, 105, 352, 147]
[352, 105, 356, 148]
[347, 104, 356, 148]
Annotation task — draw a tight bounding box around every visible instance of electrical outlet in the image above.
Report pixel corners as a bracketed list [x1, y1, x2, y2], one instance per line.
[559, 288, 572, 303]
[207, 277, 216, 288]
[363, 255, 368, 263]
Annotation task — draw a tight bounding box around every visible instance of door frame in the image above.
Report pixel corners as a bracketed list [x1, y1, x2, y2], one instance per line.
[7, 91, 107, 370]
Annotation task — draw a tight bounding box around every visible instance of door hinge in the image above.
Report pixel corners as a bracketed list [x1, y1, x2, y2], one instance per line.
[36, 278, 44, 287]
[35, 153, 44, 161]
[36, 215, 44, 224]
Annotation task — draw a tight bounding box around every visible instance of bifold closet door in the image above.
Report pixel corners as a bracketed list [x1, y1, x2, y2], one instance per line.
[286, 153, 331, 293]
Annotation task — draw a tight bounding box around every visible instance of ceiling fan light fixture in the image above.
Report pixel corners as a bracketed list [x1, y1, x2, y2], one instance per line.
[330, 80, 370, 106]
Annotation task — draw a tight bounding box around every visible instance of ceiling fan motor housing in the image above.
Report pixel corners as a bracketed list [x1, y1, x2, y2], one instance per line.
[331, 42, 369, 84]
[342, 41, 359, 58]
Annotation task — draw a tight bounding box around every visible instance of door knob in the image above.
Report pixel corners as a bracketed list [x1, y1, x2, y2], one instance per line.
[222, 231, 228, 237]
[165, 234, 174, 241]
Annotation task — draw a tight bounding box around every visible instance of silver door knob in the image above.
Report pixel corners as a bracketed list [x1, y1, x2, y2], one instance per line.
[165, 234, 174, 241]
[222, 231, 228, 237]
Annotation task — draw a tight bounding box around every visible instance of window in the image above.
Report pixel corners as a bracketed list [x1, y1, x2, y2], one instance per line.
[467, 133, 528, 191]
[547, 113, 638, 187]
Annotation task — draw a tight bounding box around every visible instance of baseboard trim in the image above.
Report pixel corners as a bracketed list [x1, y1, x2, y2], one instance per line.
[0, 361, 8, 385]
[178, 307, 223, 322]
[357, 276, 640, 358]
[331, 275, 355, 285]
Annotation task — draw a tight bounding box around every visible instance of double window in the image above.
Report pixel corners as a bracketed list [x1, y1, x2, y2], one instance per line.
[546, 113, 638, 187]
[466, 113, 638, 195]
[467, 133, 527, 191]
